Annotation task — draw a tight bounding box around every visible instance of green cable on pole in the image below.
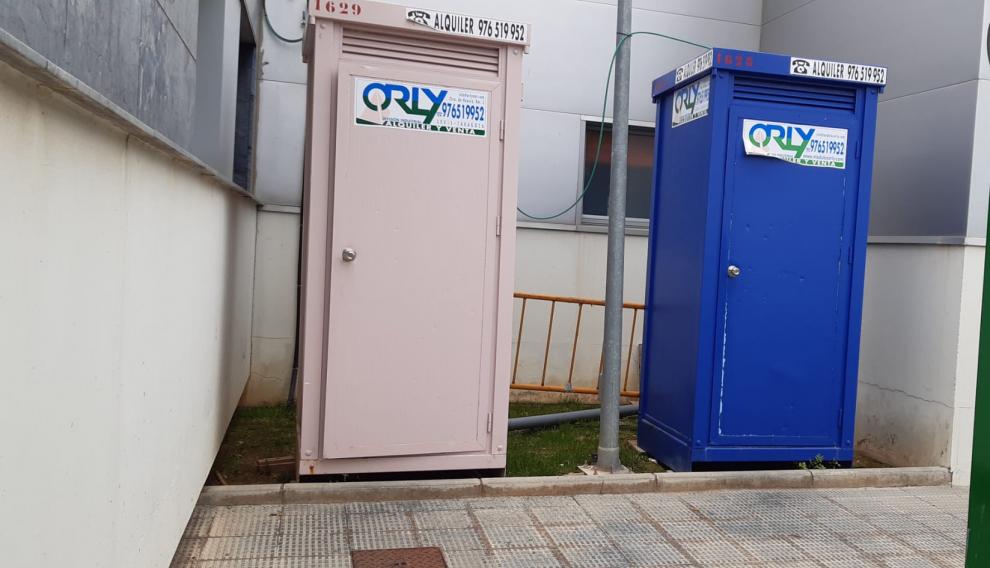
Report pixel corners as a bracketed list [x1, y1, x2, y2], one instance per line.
[516, 32, 710, 221]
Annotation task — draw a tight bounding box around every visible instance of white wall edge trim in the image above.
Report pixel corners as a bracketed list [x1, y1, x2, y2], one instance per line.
[517, 223, 985, 245]
[260, 204, 303, 214]
[868, 236, 986, 247]
[517, 221, 649, 237]
[0, 27, 262, 206]
[517, 221, 579, 232]
[579, 114, 655, 128]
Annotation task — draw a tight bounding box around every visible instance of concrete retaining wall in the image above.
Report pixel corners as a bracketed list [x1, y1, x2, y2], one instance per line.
[0, 54, 257, 568]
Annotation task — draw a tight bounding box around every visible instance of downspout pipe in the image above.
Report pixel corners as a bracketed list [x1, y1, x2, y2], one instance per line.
[508, 404, 639, 431]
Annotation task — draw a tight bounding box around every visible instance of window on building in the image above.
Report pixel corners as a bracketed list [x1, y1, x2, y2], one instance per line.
[581, 121, 655, 228]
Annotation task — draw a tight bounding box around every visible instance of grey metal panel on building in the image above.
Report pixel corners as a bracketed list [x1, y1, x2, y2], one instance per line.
[62, 0, 141, 125]
[0, 0, 67, 61]
[517, 109, 583, 224]
[242, 0, 262, 44]
[191, 0, 241, 178]
[139, 0, 197, 148]
[259, 0, 307, 85]
[870, 81, 978, 239]
[966, 79, 990, 239]
[981, 0, 990, 80]
[253, 79, 306, 206]
[259, 37, 306, 84]
[521, 2, 760, 122]
[762, 0, 813, 24]
[509, 0, 759, 225]
[761, 0, 986, 240]
[0, 0, 197, 148]
[156, 0, 199, 56]
[579, 0, 762, 26]
[760, 0, 984, 102]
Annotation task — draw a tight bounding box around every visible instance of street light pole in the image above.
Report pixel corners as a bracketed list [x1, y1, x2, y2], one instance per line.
[597, 0, 631, 474]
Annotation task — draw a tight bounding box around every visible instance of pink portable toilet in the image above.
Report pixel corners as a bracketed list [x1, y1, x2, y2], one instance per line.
[297, 1, 529, 477]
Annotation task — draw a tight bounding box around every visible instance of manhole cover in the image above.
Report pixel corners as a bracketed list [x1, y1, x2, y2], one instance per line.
[351, 547, 447, 568]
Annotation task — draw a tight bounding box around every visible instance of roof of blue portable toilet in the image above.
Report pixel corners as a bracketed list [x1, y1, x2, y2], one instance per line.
[652, 48, 887, 100]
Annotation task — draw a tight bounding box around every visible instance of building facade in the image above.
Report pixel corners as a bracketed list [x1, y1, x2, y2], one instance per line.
[254, 0, 990, 485]
[250, 0, 989, 486]
[0, 1, 988, 566]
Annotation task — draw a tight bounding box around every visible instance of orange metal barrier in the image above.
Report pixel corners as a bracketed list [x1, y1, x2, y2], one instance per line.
[511, 292, 643, 398]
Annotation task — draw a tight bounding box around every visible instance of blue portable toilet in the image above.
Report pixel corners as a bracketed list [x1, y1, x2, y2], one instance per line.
[638, 48, 885, 471]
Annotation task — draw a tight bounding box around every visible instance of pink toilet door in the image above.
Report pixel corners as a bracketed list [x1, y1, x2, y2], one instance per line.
[322, 62, 504, 459]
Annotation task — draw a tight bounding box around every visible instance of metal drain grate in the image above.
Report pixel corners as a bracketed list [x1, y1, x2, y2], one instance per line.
[351, 547, 448, 568]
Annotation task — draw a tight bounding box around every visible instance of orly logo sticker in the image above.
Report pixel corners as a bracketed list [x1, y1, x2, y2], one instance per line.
[742, 119, 848, 169]
[354, 77, 489, 137]
[671, 76, 710, 128]
[747, 122, 815, 159]
[361, 81, 448, 124]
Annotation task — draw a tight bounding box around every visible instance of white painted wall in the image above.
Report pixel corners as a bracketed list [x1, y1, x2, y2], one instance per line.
[242, 210, 300, 405]
[857, 244, 982, 485]
[513, 229, 649, 390]
[952, 245, 984, 486]
[0, 59, 257, 567]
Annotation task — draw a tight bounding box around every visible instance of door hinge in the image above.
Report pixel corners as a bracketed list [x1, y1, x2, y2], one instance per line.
[499, 120, 505, 141]
[847, 246, 854, 265]
[486, 413, 493, 433]
[495, 215, 502, 236]
[856, 139, 862, 159]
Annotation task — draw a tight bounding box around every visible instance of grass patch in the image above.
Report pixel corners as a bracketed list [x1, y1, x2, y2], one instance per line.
[212, 405, 296, 484]
[211, 402, 664, 483]
[211, 402, 886, 483]
[507, 402, 665, 476]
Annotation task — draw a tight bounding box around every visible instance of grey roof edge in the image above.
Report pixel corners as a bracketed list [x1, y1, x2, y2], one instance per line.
[0, 27, 261, 206]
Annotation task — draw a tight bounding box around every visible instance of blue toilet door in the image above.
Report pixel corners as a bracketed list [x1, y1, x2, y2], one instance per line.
[709, 105, 860, 448]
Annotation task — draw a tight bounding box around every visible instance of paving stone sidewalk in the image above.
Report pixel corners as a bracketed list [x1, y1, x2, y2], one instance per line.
[171, 485, 968, 567]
